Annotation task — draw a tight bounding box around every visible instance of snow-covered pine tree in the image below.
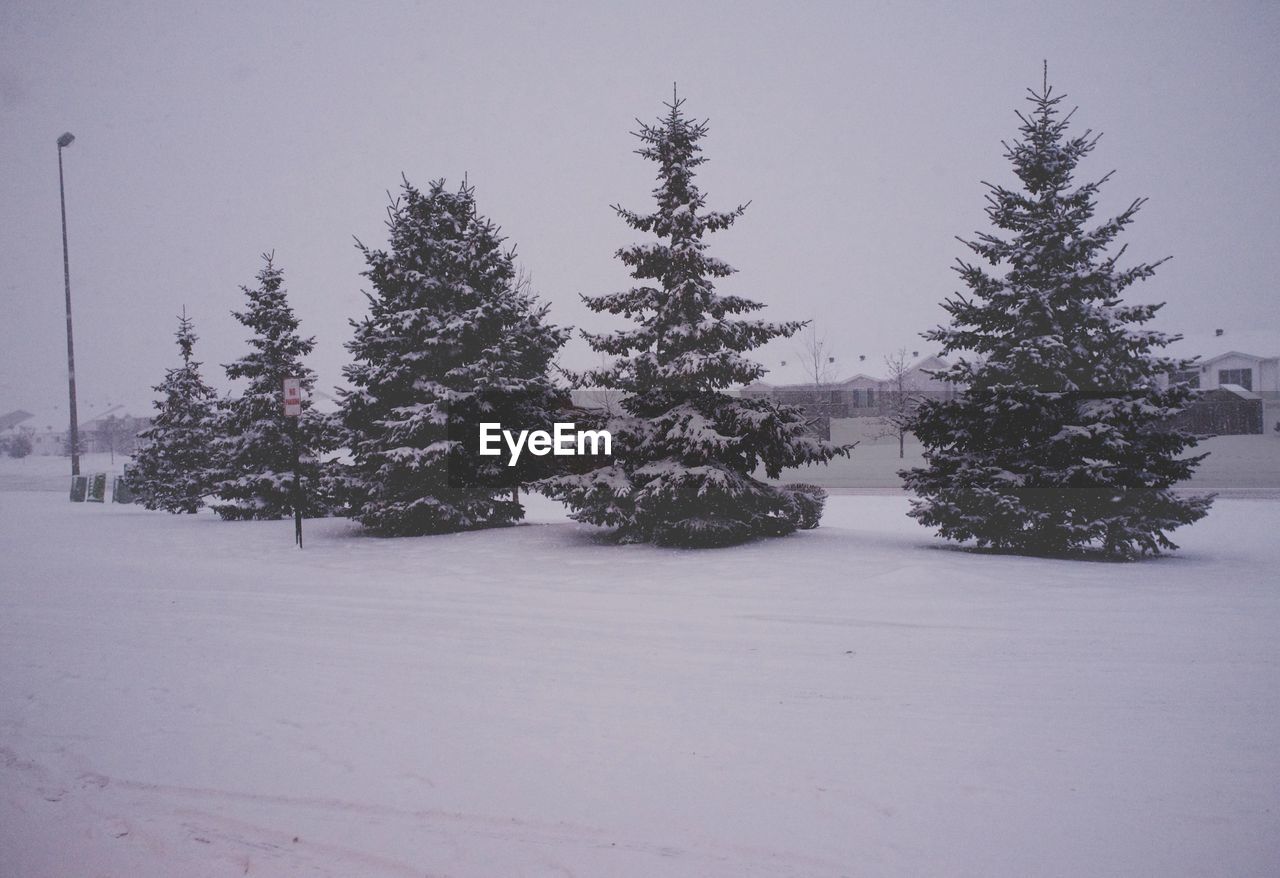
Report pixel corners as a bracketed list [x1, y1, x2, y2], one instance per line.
[339, 178, 569, 536]
[900, 72, 1212, 559]
[212, 253, 330, 521]
[129, 309, 219, 512]
[537, 91, 846, 547]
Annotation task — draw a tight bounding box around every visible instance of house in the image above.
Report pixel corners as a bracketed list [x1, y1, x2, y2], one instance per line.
[737, 352, 955, 441]
[740, 353, 955, 418]
[1165, 328, 1280, 434]
[1165, 328, 1280, 395]
[0, 409, 34, 432]
[5, 402, 152, 456]
[81, 406, 151, 457]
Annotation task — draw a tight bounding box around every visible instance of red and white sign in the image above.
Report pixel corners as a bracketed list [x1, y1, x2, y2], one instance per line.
[282, 377, 303, 417]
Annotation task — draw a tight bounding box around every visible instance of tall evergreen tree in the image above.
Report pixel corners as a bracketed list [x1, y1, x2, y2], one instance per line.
[339, 177, 570, 536]
[901, 72, 1212, 558]
[213, 253, 330, 520]
[129, 309, 218, 512]
[538, 92, 846, 547]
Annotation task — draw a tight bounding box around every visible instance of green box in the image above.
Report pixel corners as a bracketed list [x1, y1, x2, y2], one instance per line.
[69, 475, 87, 502]
[112, 475, 135, 504]
[86, 472, 107, 503]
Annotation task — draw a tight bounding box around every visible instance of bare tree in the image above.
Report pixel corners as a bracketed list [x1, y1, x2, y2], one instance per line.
[793, 322, 841, 431]
[97, 413, 145, 463]
[877, 348, 920, 458]
[795, 323, 839, 389]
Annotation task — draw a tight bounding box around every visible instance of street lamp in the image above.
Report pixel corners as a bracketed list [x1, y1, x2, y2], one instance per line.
[57, 131, 80, 476]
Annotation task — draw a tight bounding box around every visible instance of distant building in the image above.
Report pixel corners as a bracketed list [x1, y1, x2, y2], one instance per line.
[1165, 328, 1280, 435]
[740, 354, 955, 418]
[81, 406, 151, 457]
[0, 409, 33, 432]
[740, 327, 1280, 438]
[1165, 328, 1279, 394]
[1, 403, 152, 456]
[734, 353, 952, 440]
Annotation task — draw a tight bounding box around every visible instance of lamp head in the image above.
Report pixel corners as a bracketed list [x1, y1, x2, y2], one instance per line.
[57, 132, 75, 148]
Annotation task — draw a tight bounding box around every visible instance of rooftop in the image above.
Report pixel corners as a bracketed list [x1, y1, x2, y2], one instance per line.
[1164, 328, 1280, 362]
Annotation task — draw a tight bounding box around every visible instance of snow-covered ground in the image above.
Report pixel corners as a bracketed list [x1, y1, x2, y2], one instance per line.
[2, 478, 1279, 875]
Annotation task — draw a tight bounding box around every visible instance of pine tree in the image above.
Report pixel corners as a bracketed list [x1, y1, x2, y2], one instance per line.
[213, 253, 330, 520]
[339, 177, 570, 536]
[129, 309, 219, 512]
[538, 91, 846, 547]
[901, 72, 1213, 559]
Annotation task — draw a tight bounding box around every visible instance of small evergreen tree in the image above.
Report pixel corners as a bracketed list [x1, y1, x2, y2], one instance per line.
[901, 72, 1212, 558]
[213, 253, 330, 520]
[538, 92, 846, 547]
[5, 431, 33, 459]
[339, 178, 569, 536]
[129, 309, 218, 512]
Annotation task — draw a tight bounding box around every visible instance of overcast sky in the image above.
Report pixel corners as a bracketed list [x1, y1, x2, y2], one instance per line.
[2, 0, 1277, 420]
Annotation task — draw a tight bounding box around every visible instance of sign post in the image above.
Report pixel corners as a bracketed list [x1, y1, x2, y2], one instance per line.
[283, 377, 304, 548]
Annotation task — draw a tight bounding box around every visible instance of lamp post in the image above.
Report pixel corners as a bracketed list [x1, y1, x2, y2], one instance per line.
[57, 131, 80, 476]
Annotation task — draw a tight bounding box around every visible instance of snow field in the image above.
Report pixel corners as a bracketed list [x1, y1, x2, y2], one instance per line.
[1, 490, 1278, 876]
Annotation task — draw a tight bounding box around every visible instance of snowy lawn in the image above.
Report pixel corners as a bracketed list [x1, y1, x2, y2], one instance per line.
[2, 490, 1278, 877]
